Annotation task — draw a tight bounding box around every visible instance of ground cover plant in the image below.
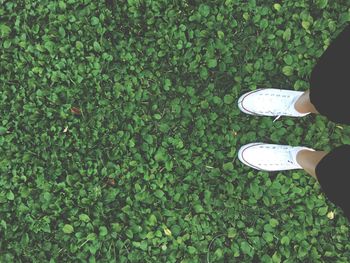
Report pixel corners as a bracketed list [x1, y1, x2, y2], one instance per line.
[1, 0, 350, 262]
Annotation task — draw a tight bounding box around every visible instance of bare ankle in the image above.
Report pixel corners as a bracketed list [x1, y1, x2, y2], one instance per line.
[296, 150, 327, 179]
[294, 90, 319, 114]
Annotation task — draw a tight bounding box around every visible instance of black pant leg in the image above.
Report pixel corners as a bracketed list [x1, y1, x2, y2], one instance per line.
[315, 145, 350, 221]
[309, 24, 350, 124]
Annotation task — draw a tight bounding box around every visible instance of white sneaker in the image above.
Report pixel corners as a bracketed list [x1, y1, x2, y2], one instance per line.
[238, 143, 315, 171]
[237, 88, 311, 122]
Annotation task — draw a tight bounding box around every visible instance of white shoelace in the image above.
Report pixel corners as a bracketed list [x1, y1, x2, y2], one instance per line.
[273, 114, 283, 123]
[272, 96, 299, 123]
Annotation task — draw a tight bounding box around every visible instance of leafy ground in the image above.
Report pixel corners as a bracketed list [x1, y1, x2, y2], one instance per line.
[1, 0, 350, 262]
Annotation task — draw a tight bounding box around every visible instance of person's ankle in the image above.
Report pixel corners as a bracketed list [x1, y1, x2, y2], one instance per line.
[294, 92, 311, 114]
[295, 149, 314, 166]
[294, 90, 319, 114]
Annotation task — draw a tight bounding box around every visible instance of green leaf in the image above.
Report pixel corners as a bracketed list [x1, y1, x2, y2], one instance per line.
[240, 241, 253, 256]
[199, 4, 210, 17]
[154, 148, 167, 162]
[269, 219, 279, 227]
[91, 16, 100, 26]
[212, 96, 222, 104]
[318, 207, 328, 216]
[44, 41, 55, 53]
[87, 233, 97, 241]
[201, 100, 209, 109]
[165, 160, 173, 171]
[63, 224, 74, 234]
[76, 41, 84, 50]
[6, 191, 14, 201]
[194, 204, 204, 213]
[217, 31, 225, 39]
[3, 40, 11, 49]
[79, 214, 90, 222]
[272, 252, 281, 263]
[0, 127, 7, 135]
[317, 0, 328, 9]
[223, 95, 234, 104]
[227, 227, 236, 238]
[58, 27, 66, 37]
[200, 67, 208, 79]
[223, 162, 234, 171]
[188, 246, 197, 254]
[93, 41, 101, 52]
[297, 241, 308, 258]
[171, 225, 181, 237]
[283, 55, 293, 65]
[58, 1, 66, 9]
[282, 66, 294, 76]
[302, 21, 311, 30]
[154, 190, 165, 199]
[164, 79, 171, 91]
[112, 223, 122, 233]
[214, 248, 223, 258]
[99, 226, 108, 236]
[148, 214, 157, 226]
[207, 59, 217, 68]
[260, 19, 268, 29]
[154, 114, 162, 120]
[159, 123, 170, 133]
[281, 236, 290, 245]
[43, 192, 51, 201]
[139, 241, 148, 251]
[0, 24, 11, 37]
[273, 3, 281, 11]
[283, 28, 291, 41]
[263, 232, 274, 242]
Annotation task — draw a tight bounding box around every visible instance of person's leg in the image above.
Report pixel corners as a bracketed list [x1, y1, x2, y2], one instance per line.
[294, 90, 319, 114]
[309, 24, 350, 124]
[297, 146, 350, 221]
[296, 150, 327, 179]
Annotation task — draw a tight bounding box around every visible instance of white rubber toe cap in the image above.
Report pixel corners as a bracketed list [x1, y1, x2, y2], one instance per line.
[237, 89, 263, 116]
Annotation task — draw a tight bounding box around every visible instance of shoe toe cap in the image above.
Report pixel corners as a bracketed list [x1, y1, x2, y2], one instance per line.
[237, 90, 262, 115]
[238, 143, 264, 169]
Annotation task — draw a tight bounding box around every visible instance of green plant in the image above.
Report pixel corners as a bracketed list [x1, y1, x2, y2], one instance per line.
[0, 0, 349, 262]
